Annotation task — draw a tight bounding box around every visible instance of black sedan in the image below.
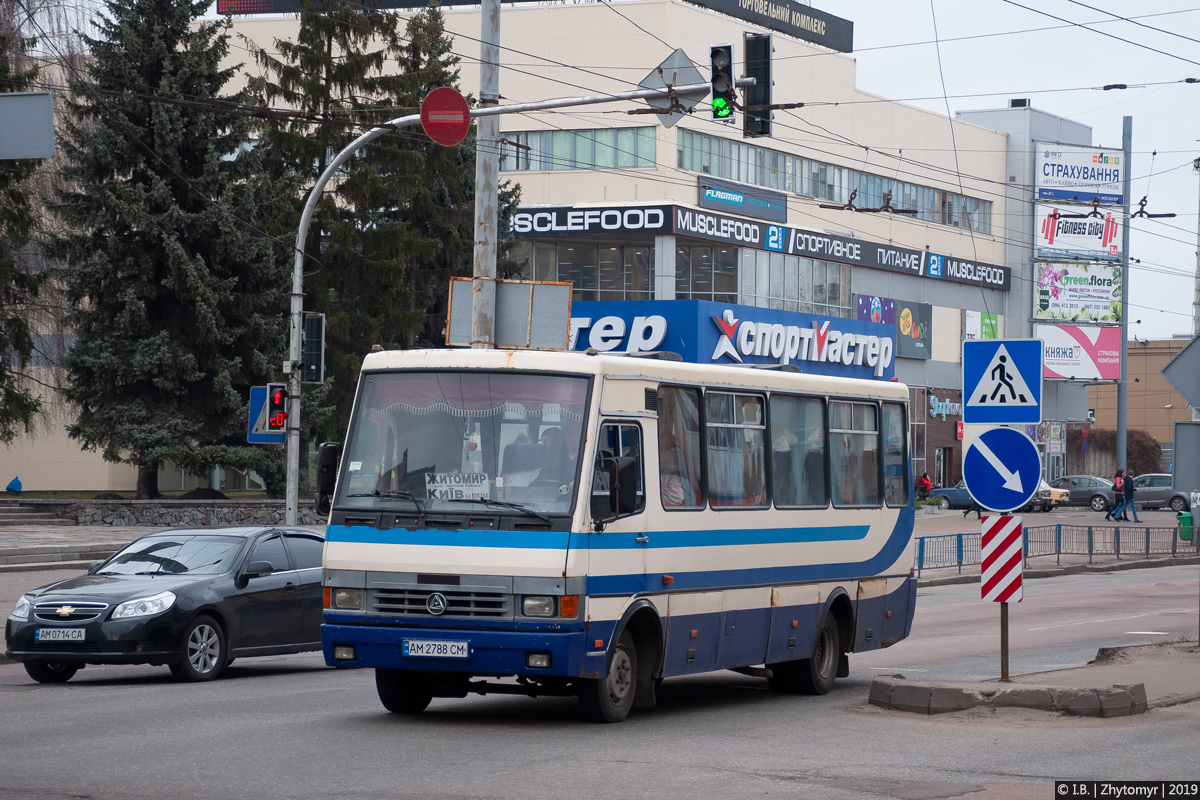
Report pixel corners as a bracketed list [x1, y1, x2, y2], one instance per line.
[5, 527, 324, 683]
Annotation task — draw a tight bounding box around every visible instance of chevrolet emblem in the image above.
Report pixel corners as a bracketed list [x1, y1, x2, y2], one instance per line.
[56, 606, 76, 617]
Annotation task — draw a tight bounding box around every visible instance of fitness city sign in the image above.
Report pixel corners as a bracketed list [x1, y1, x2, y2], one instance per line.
[569, 300, 895, 380]
[511, 203, 1011, 291]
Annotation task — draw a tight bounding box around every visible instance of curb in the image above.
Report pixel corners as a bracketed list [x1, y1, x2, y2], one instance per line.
[868, 674, 1148, 717]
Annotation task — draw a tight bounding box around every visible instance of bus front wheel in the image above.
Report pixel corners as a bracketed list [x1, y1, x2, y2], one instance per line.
[376, 669, 433, 715]
[579, 631, 637, 723]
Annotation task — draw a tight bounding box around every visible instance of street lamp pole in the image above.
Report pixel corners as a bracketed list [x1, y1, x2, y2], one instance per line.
[1116, 116, 1132, 471]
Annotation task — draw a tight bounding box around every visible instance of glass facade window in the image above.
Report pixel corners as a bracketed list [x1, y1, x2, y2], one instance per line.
[500, 127, 656, 172]
[525, 241, 653, 302]
[676, 245, 737, 303]
[677, 128, 992, 234]
[739, 250, 852, 317]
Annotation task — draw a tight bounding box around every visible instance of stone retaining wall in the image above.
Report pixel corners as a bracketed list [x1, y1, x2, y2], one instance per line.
[1, 499, 324, 527]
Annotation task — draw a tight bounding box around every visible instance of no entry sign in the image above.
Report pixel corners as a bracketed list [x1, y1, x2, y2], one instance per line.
[420, 87, 471, 147]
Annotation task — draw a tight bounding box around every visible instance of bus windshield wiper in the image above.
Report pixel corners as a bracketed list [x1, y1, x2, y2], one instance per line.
[347, 490, 427, 514]
[445, 498, 553, 524]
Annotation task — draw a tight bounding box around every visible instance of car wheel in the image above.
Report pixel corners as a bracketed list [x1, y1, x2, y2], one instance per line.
[937, 496, 950, 510]
[579, 630, 637, 723]
[375, 669, 434, 714]
[1090, 495, 1108, 512]
[170, 614, 226, 682]
[1171, 496, 1189, 512]
[24, 661, 79, 684]
[797, 614, 841, 695]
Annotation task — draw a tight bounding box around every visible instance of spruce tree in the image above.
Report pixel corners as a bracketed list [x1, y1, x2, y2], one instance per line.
[0, 28, 43, 442]
[252, 2, 520, 439]
[52, 0, 294, 497]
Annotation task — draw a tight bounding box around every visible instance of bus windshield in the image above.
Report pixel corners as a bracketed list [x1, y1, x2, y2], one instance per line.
[337, 370, 590, 516]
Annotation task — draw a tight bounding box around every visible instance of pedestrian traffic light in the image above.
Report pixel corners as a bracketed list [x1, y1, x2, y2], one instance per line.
[267, 383, 288, 431]
[743, 33, 772, 137]
[710, 44, 734, 120]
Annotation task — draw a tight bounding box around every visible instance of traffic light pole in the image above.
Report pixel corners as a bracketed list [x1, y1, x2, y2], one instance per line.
[282, 80, 721, 525]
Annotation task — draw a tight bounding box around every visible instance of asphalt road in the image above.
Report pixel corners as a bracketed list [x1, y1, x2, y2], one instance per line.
[2, 565, 1197, 800]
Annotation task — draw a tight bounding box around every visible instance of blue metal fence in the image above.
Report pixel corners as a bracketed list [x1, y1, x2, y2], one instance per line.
[913, 523, 1199, 576]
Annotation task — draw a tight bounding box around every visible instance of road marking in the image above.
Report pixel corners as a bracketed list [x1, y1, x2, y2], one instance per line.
[1124, 631, 1169, 635]
[869, 667, 928, 672]
[1027, 609, 1194, 631]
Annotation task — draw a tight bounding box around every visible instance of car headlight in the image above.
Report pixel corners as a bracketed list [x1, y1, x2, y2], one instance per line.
[522, 596, 556, 617]
[10, 595, 31, 620]
[112, 591, 176, 619]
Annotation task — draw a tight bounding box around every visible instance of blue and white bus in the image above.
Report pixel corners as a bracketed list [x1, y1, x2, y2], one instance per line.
[319, 347, 916, 722]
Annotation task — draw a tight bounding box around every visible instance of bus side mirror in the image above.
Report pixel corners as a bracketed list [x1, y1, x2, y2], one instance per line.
[591, 457, 618, 524]
[591, 456, 638, 524]
[315, 441, 341, 515]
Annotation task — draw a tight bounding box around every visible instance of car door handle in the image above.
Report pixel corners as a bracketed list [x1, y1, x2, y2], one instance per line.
[285, 582, 297, 591]
[635, 536, 649, 544]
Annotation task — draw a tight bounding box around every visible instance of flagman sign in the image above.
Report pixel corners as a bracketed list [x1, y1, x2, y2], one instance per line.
[981, 515, 1024, 602]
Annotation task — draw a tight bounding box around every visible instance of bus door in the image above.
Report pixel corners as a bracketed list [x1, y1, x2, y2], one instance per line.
[590, 421, 649, 592]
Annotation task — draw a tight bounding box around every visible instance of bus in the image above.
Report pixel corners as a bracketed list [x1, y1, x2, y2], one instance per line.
[318, 347, 917, 722]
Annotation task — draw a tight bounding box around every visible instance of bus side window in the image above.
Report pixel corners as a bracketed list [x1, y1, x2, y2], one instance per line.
[658, 386, 704, 509]
[770, 394, 827, 507]
[596, 422, 645, 515]
[882, 402, 908, 506]
[829, 401, 880, 507]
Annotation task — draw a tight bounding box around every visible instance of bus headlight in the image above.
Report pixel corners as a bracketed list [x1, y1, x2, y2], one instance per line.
[522, 596, 555, 617]
[333, 589, 363, 610]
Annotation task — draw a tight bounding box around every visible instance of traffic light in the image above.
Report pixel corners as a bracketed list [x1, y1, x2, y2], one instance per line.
[267, 383, 289, 431]
[743, 33, 772, 137]
[710, 44, 734, 120]
[302, 312, 325, 384]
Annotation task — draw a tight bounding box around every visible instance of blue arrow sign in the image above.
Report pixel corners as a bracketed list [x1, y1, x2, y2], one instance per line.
[963, 339, 1043, 424]
[963, 427, 1041, 512]
[247, 386, 285, 444]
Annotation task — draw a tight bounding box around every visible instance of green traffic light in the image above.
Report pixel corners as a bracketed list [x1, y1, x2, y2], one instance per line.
[713, 97, 732, 118]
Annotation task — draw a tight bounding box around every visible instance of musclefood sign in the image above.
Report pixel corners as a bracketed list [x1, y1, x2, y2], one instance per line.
[512, 204, 1011, 290]
[570, 300, 895, 380]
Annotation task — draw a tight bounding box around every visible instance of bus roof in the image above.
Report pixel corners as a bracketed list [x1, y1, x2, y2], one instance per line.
[359, 348, 909, 401]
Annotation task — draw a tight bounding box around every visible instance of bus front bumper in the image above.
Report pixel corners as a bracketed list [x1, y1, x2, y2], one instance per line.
[321, 621, 602, 678]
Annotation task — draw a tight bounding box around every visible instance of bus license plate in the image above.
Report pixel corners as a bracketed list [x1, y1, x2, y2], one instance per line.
[403, 639, 468, 659]
[35, 628, 86, 642]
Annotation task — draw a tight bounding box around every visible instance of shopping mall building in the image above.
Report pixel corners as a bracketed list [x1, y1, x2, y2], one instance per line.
[4, 0, 1098, 490]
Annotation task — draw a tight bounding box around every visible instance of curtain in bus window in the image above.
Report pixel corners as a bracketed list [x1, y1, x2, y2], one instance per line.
[770, 394, 826, 507]
[705, 392, 766, 507]
[658, 386, 703, 507]
[882, 403, 908, 506]
[829, 401, 880, 507]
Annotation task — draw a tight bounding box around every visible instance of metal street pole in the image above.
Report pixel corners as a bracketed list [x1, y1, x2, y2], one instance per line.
[281, 83, 713, 524]
[1116, 116, 1132, 471]
[470, 0, 500, 350]
[1193, 156, 1200, 422]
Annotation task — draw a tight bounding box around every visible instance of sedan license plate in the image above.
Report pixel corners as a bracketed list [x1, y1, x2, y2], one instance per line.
[35, 628, 86, 642]
[403, 639, 468, 659]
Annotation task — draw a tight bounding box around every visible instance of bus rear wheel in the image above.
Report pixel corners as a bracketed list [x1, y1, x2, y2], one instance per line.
[798, 615, 840, 695]
[376, 669, 433, 715]
[579, 631, 637, 723]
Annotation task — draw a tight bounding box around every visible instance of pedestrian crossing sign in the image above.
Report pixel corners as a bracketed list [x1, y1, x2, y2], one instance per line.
[962, 339, 1043, 424]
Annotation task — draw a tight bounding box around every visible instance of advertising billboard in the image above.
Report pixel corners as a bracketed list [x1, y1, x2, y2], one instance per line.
[856, 295, 930, 359]
[1035, 204, 1121, 261]
[1035, 324, 1121, 381]
[963, 310, 999, 341]
[1034, 262, 1121, 323]
[571, 299, 896, 380]
[1035, 143, 1124, 205]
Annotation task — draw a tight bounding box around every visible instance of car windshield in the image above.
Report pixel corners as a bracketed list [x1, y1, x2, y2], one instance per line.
[337, 370, 591, 516]
[97, 536, 244, 575]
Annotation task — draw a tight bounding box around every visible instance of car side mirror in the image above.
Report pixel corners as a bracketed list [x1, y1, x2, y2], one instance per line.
[243, 561, 273, 579]
[87, 561, 103, 574]
[315, 441, 341, 515]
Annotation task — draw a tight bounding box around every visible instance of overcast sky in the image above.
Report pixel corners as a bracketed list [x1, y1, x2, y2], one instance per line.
[203, 0, 1200, 341]
[835, 0, 1200, 341]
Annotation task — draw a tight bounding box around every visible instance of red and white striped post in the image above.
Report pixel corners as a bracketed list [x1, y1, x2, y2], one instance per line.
[981, 514, 1023, 681]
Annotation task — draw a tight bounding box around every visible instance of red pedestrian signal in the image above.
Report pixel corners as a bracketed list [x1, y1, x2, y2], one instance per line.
[267, 383, 289, 431]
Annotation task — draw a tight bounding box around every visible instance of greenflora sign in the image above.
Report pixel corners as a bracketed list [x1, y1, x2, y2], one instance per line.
[1034, 262, 1121, 323]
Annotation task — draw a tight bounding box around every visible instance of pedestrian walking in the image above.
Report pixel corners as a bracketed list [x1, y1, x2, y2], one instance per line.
[1121, 470, 1141, 522]
[1105, 468, 1126, 521]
